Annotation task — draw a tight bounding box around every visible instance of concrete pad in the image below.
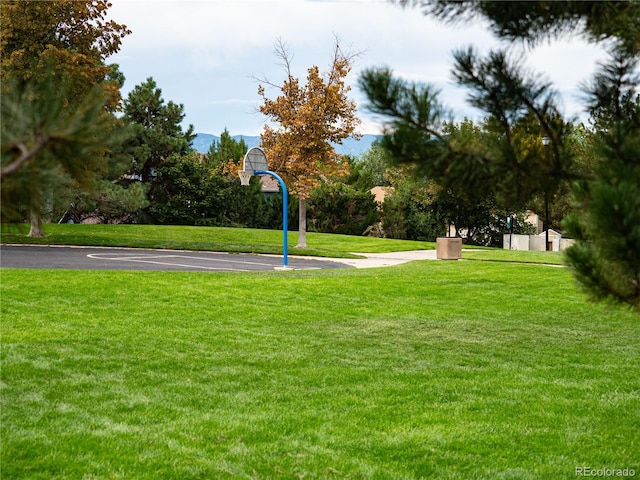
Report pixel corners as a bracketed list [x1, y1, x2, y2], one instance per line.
[294, 250, 438, 269]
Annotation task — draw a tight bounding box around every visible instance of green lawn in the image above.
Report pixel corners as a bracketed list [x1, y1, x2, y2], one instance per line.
[0, 224, 435, 258]
[2, 255, 638, 478]
[462, 249, 565, 265]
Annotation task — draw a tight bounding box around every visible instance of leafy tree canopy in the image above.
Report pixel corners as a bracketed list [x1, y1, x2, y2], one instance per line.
[257, 36, 361, 247]
[0, 0, 130, 110]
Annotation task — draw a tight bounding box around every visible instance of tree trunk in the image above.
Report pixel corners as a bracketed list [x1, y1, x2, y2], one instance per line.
[28, 174, 44, 237]
[296, 198, 307, 248]
[28, 207, 44, 237]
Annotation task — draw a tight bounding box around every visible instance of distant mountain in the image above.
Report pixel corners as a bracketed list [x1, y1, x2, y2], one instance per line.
[192, 134, 260, 154]
[333, 134, 383, 157]
[192, 133, 382, 158]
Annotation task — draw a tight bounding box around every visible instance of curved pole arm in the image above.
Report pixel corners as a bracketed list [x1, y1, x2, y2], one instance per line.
[256, 170, 289, 268]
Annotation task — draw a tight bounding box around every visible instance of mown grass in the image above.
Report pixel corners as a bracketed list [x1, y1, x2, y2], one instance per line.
[2, 260, 638, 479]
[462, 249, 565, 265]
[1, 224, 436, 258]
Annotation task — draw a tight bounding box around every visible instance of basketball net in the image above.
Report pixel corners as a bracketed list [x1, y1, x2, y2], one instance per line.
[238, 170, 252, 186]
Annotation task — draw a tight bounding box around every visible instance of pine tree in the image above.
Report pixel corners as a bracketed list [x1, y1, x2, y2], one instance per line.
[564, 52, 640, 310]
[122, 78, 195, 186]
[1, 74, 114, 233]
[397, 1, 639, 55]
[362, 0, 640, 310]
[0, 0, 130, 235]
[207, 129, 248, 171]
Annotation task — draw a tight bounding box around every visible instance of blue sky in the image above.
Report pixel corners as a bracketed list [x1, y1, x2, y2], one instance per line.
[108, 0, 612, 136]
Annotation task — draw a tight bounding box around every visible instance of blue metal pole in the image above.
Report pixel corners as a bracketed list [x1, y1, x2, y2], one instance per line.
[256, 170, 288, 267]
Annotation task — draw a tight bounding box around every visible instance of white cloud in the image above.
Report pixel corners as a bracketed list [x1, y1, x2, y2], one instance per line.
[107, 0, 620, 135]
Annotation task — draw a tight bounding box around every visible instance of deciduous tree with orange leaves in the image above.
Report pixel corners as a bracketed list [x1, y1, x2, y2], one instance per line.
[257, 37, 361, 248]
[1, 0, 130, 111]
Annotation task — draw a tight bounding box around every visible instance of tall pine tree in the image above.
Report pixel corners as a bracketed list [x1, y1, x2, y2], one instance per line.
[361, 0, 640, 310]
[564, 52, 640, 309]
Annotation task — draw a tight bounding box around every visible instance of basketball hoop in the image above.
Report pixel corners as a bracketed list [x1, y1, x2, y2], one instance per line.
[238, 170, 252, 186]
[238, 147, 289, 269]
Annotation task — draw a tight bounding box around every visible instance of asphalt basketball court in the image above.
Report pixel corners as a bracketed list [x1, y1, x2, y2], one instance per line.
[0, 244, 438, 271]
[0, 245, 352, 272]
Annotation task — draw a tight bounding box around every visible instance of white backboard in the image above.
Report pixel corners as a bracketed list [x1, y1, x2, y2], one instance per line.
[242, 147, 268, 175]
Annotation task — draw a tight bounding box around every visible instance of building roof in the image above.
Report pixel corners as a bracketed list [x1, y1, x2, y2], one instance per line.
[260, 174, 280, 193]
[370, 186, 394, 203]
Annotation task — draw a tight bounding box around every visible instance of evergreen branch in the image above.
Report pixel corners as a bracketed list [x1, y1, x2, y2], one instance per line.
[0, 135, 50, 179]
[452, 48, 514, 144]
[358, 68, 450, 146]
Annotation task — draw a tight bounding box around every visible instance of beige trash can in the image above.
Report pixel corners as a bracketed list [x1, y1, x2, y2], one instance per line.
[436, 237, 462, 260]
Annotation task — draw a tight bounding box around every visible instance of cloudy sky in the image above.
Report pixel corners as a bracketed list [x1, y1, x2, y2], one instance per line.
[107, 0, 612, 136]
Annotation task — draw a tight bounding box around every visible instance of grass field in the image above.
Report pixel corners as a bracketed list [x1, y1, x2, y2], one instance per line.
[1, 223, 565, 265]
[1, 225, 638, 479]
[0, 224, 436, 258]
[461, 249, 565, 265]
